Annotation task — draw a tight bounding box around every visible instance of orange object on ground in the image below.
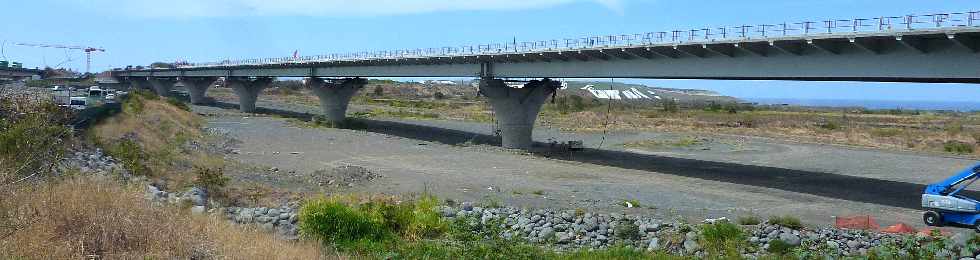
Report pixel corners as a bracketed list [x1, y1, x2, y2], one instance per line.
[835, 215, 880, 230]
[881, 222, 917, 234]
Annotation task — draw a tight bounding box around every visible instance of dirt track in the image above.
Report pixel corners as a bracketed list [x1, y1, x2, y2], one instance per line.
[197, 95, 978, 229]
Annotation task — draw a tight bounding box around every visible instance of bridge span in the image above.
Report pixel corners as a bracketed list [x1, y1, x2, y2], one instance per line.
[112, 11, 980, 149]
[0, 67, 42, 80]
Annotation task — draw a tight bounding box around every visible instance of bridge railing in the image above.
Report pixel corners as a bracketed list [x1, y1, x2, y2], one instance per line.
[175, 11, 979, 69]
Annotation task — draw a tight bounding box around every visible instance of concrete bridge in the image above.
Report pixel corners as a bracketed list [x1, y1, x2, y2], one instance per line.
[112, 11, 980, 149]
[0, 67, 42, 80]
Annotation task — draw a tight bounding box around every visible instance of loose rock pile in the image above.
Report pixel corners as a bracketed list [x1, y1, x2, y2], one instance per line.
[223, 206, 301, 240]
[144, 184, 301, 240]
[59, 149, 129, 177]
[441, 203, 978, 258]
[312, 165, 381, 188]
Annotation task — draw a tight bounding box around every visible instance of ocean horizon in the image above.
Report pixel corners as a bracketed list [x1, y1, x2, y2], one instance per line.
[744, 98, 980, 112]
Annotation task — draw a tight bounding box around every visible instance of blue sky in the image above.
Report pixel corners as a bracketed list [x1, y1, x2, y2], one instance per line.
[1, 0, 978, 102]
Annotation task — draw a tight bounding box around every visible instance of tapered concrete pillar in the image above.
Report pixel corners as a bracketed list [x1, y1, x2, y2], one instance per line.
[479, 78, 560, 150]
[308, 77, 366, 124]
[226, 77, 272, 113]
[125, 77, 150, 91]
[147, 78, 178, 96]
[179, 77, 218, 104]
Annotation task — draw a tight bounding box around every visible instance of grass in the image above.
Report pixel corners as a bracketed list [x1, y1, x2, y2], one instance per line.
[944, 140, 975, 154]
[296, 193, 702, 259]
[614, 220, 640, 241]
[88, 90, 229, 191]
[700, 221, 747, 257]
[0, 177, 326, 259]
[737, 215, 761, 225]
[768, 215, 804, 230]
[621, 199, 641, 208]
[623, 137, 702, 150]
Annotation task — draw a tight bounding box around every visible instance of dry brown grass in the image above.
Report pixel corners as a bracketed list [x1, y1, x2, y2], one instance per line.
[0, 177, 332, 259]
[89, 94, 226, 190]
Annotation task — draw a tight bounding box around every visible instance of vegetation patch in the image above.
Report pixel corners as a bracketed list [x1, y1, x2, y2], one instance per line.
[944, 140, 975, 154]
[768, 215, 803, 230]
[700, 221, 746, 257]
[0, 177, 324, 259]
[737, 215, 761, 226]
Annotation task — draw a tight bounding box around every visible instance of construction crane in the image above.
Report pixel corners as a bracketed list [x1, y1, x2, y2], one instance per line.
[12, 42, 105, 73]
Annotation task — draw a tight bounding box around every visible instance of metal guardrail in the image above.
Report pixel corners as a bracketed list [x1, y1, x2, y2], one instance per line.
[172, 11, 979, 69]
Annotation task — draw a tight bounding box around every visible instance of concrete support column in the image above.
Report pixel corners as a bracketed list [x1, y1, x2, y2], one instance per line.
[124, 77, 150, 91]
[179, 77, 218, 104]
[479, 78, 560, 149]
[147, 78, 178, 96]
[226, 77, 272, 113]
[308, 77, 367, 124]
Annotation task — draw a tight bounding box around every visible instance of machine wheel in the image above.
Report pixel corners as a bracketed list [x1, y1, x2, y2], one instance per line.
[923, 211, 943, 227]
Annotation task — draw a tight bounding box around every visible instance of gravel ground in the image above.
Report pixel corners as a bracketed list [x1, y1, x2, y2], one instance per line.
[194, 93, 979, 230]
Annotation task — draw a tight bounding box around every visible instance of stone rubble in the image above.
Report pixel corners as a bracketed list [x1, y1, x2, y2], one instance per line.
[441, 203, 980, 258]
[58, 149, 130, 178]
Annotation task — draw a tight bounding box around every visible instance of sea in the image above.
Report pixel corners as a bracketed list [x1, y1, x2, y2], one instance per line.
[744, 98, 980, 112]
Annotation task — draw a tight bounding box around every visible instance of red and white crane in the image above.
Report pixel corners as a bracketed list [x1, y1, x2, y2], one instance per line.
[12, 42, 105, 73]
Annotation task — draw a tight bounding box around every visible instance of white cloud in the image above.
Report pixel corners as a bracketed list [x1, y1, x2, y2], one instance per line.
[80, 0, 625, 18]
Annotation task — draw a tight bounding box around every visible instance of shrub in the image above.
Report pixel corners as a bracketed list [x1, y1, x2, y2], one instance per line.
[767, 239, 794, 255]
[818, 121, 840, 131]
[166, 97, 191, 111]
[298, 195, 448, 246]
[433, 91, 446, 100]
[768, 215, 803, 230]
[973, 132, 980, 145]
[194, 166, 229, 195]
[701, 221, 746, 257]
[299, 198, 389, 243]
[372, 86, 384, 96]
[104, 139, 150, 176]
[621, 199, 641, 208]
[662, 99, 679, 113]
[614, 220, 640, 241]
[737, 215, 761, 225]
[945, 141, 975, 154]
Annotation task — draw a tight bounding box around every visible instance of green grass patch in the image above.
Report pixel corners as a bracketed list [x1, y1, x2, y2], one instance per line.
[736, 215, 761, 226]
[103, 139, 150, 176]
[767, 215, 803, 230]
[166, 97, 191, 111]
[700, 221, 746, 257]
[870, 128, 903, 138]
[944, 141, 975, 154]
[621, 199, 641, 208]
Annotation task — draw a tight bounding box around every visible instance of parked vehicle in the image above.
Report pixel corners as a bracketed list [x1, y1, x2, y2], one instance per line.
[88, 86, 104, 96]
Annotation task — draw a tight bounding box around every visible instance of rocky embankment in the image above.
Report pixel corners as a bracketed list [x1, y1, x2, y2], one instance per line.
[441, 204, 980, 259]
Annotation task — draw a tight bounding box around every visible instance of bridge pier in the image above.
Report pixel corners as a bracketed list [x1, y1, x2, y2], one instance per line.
[124, 77, 150, 91]
[147, 78, 177, 96]
[308, 77, 366, 124]
[479, 78, 560, 150]
[179, 77, 218, 104]
[227, 77, 272, 113]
